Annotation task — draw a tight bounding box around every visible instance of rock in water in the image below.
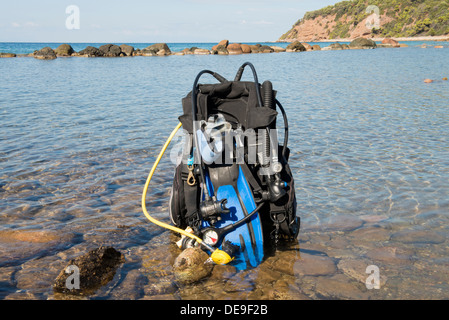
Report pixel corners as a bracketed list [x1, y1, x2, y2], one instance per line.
[381, 38, 400, 47]
[99, 44, 122, 57]
[34, 47, 57, 60]
[0, 53, 16, 58]
[53, 246, 125, 296]
[286, 41, 306, 52]
[141, 43, 171, 56]
[227, 43, 243, 55]
[120, 44, 135, 57]
[349, 37, 377, 49]
[55, 44, 75, 56]
[173, 248, 213, 284]
[78, 46, 104, 57]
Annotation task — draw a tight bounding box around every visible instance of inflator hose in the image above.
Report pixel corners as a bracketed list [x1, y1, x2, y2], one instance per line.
[141, 123, 233, 265]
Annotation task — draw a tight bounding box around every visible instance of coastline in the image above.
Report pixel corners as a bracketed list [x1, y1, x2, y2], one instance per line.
[1, 35, 448, 59]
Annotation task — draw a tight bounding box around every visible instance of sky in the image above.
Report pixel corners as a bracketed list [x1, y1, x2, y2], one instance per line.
[0, 0, 339, 43]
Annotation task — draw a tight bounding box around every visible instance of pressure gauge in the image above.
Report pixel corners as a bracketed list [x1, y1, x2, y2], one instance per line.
[203, 229, 219, 246]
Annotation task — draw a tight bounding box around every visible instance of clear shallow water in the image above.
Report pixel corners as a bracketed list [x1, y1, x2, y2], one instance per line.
[0, 46, 448, 300]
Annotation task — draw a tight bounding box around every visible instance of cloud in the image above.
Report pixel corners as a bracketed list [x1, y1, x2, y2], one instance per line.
[24, 22, 39, 27]
[240, 20, 274, 25]
[11, 21, 39, 28]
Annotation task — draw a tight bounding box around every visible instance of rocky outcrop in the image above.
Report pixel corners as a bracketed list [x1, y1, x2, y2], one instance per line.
[227, 43, 243, 55]
[119, 44, 134, 57]
[215, 45, 229, 55]
[270, 46, 286, 53]
[193, 48, 211, 55]
[323, 42, 349, 50]
[249, 44, 261, 53]
[381, 38, 400, 47]
[54, 44, 75, 56]
[53, 246, 125, 296]
[349, 37, 377, 49]
[286, 41, 306, 52]
[301, 43, 312, 51]
[34, 47, 57, 60]
[0, 53, 16, 58]
[99, 44, 122, 57]
[142, 43, 171, 56]
[78, 46, 104, 57]
[212, 39, 229, 51]
[240, 44, 252, 54]
[311, 44, 321, 51]
[259, 45, 274, 53]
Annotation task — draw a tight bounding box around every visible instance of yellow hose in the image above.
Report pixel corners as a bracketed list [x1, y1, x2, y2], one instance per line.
[141, 123, 233, 265]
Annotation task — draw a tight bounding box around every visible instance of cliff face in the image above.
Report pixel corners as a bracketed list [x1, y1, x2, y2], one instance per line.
[280, 13, 393, 41]
[279, 0, 449, 41]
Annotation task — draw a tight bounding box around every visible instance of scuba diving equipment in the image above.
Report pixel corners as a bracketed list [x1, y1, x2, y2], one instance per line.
[142, 123, 234, 266]
[168, 62, 300, 270]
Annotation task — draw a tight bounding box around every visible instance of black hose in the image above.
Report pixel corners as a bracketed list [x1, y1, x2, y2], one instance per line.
[221, 202, 265, 234]
[275, 99, 289, 161]
[234, 62, 263, 108]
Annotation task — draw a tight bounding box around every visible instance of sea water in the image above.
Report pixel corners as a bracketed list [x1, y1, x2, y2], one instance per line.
[0, 44, 448, 299]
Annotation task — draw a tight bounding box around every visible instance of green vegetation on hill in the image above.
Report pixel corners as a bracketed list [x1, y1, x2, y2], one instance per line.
[280, 0, 449, 40]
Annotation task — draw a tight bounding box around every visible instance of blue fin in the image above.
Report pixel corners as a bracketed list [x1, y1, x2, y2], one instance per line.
[204, 166, 264, 270]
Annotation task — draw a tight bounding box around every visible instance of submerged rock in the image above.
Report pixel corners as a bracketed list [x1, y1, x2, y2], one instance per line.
[0, 229, 76, 267]
[391, 229, 446, 244]
[294, 252, 337, 276]
[173, 248, 213, 284]
[53, 246, 125, 296]
[34, 47, 57, 60]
